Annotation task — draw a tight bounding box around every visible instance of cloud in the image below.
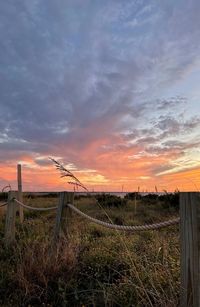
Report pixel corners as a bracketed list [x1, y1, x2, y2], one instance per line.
[156, 97, 187, 110]
[0, 0, 200, 190]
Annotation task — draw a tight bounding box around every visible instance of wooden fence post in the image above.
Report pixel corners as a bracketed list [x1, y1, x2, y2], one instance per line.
[53, 192, 65, 243]
[17, 164, 24, 223]
[53, 192, 74, 245]
[180, 192, 200, 307]
[5, 191, 17, 245]
[62, 192, 74, 236]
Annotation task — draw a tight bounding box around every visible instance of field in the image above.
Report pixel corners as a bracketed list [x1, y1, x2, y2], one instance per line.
[0, 193, 180, 306]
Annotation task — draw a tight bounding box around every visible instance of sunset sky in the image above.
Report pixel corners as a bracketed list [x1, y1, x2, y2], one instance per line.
[0, 0, 200, 192]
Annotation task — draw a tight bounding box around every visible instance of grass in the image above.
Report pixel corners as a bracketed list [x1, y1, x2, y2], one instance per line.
[0, 194, 180, 306]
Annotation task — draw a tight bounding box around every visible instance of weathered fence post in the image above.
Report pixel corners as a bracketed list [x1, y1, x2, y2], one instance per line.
[53, 192, 74, 245]
[53, 192, 65, 243]
[180, 192, 200, 307]
[62, 192, 74, 236]
[5, 191, 17, 245]
[17, 164, 24, 223]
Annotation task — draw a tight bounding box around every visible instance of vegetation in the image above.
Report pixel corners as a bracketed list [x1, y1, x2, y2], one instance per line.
[125, 192, 179, 210]
[124, 192, 141, 201]
[0, 193, 180, 306]
[0, 192, 8, 201]
[95, 193, 127, 208]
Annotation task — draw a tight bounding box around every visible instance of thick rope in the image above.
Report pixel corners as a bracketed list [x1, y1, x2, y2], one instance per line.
[12, 199, 180, 230]
[0, 202, 7, 208]
[67, 203, 180, 231]
[13, 198, 58, 211]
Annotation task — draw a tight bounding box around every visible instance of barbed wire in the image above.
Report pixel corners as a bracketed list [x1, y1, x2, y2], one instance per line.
[67, 203, 180, 231]
[13, 198, 58, 211]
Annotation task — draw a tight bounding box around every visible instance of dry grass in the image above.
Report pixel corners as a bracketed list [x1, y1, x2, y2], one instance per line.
[0, 194, 180, 306]
[15, 239, 78, 305]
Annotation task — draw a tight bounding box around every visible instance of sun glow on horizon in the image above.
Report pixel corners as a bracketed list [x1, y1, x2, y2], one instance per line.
[0, 156, 199, 193]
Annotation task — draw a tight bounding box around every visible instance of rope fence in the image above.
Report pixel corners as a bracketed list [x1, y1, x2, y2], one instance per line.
[10, 197, 180, 231]
[67, 203, 180, 231]
[13, 198, 58, 211]
[0, 198, 180, 231]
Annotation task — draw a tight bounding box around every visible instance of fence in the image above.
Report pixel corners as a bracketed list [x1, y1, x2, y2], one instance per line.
[0, 166, 200, 307]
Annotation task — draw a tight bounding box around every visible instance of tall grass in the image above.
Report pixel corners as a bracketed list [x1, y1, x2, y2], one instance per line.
[0, 159, 180, 306]
[0, 193, 180, 306]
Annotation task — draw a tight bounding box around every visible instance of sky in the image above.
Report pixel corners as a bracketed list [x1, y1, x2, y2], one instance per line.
[0, 0, 200, 192]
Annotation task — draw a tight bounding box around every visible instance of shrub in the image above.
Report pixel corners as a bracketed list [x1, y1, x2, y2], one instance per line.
[158, 192, 179, 210]
[0, 192, 8, 201]
[95, 193, 127, 207]
[124, 192, 141, 200]
[74, 193, 93, 200]
[14, 240, 78, 306]
[25, 192, 58, 199]
[141, 193, 158, 204]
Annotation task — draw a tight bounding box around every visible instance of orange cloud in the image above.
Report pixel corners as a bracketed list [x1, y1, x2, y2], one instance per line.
[0, 134, 199, 192]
